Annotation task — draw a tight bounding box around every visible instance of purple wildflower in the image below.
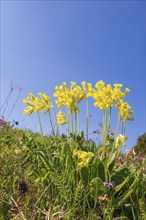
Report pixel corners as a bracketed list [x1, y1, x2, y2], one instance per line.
[108, 182, 115, 188]
[0, 118, 10, 130]
[118, 157, 124, 165]
[0, 119, 5, 124]
[104, 181, 115, 189]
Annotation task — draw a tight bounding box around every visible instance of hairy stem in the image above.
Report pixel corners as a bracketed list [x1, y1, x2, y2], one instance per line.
[86, 98, 89, 141]
[37, 111, 43, 136]
[48, 110, 55, 135]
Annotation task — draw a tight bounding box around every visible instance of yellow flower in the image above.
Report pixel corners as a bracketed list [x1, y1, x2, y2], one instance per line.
[23, 106, 34, 116]
[23, 92, 54, 116]
[95, 80, 105, 89]
[91, 81, 114, 110]
[73, 85, 87, 102]
[54, 82, 86, 114]
[90, 81, 132, 111]
[23, 92, 41, 116]
[112, 85, 130, 102]
[54, 82, 70, 108]
[115, 134, 128, 148]
[56, 111, 67, 125]
[114, 83, 123, 88]
[81, 81, 94, 97]
[38, 93, 53, 113]
[115, 101, 134, 121]
[78, 161, 89, 167]
[73, 150, 94, 167]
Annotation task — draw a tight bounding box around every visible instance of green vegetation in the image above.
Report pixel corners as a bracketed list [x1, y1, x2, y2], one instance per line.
[0, 81, 145, 219]
[0, 122, 145, 220]
[132, 133, 146, 156]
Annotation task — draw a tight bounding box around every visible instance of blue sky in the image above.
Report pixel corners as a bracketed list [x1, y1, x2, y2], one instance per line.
[1, 0, 145, 150]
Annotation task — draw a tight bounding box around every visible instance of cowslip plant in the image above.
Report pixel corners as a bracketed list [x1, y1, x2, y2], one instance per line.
[22, 81, 134, 183]
[23, 92, 58, 136]
[20, 80, 144, 219]
[23, 80, 134, 144]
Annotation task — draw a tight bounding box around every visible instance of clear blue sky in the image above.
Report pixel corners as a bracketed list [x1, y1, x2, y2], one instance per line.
[1, 0, 145, 150]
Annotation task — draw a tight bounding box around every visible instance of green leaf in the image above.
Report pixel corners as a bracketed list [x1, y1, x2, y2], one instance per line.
[97, 160, 106, 182]
[61, 142, 72, 157]
[34, 177, 41, 183]
[107, 153, 116, 173]
[112, 167, 130, 186]
[1, 202, 11, 219]
[114, 168, 142, 206]
[38, 151, 54, 171]
[91, 157, 106, 181]
[80, 167, 89, 186]
[89, 177, 105, 199]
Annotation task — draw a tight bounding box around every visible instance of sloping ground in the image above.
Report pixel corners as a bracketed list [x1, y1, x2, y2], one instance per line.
[0, 123, 146, 220]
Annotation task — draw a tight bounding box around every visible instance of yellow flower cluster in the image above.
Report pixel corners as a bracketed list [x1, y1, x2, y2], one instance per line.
[23, 93, 41, 116]
[115, 134, 128, 148]
[113, 84, 130, 102]
[115, 101, 134, 121]
[23, 80, 134, 123]
[54, 82, 86, 114]
[113, 85, 134, 121]
[23, 92, 53, 116]
[90, 81, 131, 110]
[81, 81, 94, 97]
[73, 150, 94, 167]
[37, 93, 53, 113]
[56, 111, 67, 125]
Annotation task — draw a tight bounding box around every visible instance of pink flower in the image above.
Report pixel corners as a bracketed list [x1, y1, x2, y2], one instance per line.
[140, 157, 145, 161]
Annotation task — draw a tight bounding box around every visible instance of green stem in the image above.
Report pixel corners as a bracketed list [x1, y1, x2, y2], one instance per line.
[101, 108, 112, 158]
[104, 107, 112, 144]
[75, 111, 77, 135]
[107, 107, 112, 133]
[115, 115, 121, 138]
[37, 111, 43, 136]
[48, 110, 55, 135]
[102, 109, 106, 144]
[71, 111, 73, 134]
[75, 111, 77, 142]
[123, 121, 126, 135]
[109, 115, 121, 157]
[86, 98, 89, 141]
[78, 112, 80, 135]
[72, 112, 74, 134]
[66, 108, 70, 137]
[102, 109, 107, 158]
[52, 108, 59, 136]
[72, 112, 76, 135]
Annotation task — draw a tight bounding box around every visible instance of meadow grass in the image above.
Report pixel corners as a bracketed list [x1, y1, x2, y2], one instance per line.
[0, 123, 145, 220]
